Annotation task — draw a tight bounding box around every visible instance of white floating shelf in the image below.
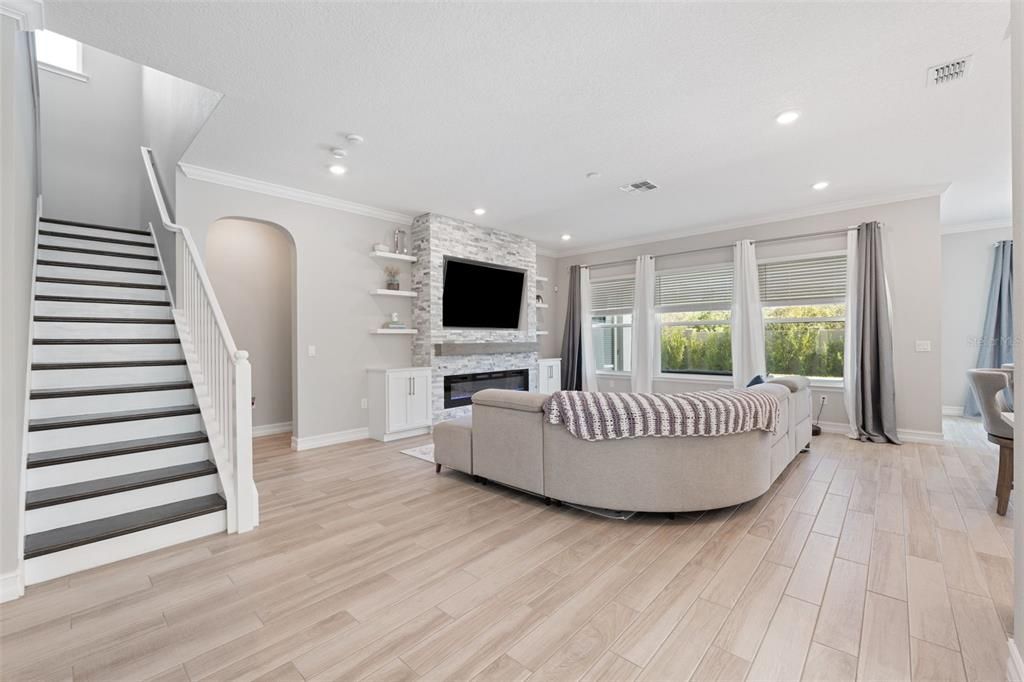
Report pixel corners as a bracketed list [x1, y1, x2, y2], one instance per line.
[535, 275, 549, 282]
[370, 288, 417, 298]
[370, 328, 417, 335]
[535, 303, 549, 309]
[371, 251, 416, 263]
[536, 331, 549, 336]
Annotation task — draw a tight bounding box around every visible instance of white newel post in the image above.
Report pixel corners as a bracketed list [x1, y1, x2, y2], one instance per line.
[234, 350, 256, 533]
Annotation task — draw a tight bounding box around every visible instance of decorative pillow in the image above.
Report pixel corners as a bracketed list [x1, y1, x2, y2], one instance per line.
[746, 375, 766, 387]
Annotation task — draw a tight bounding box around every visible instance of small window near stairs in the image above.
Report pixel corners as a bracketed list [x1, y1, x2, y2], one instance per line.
[35, 30, 87, 82]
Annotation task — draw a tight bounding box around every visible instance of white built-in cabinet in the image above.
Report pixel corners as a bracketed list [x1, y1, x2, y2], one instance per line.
[368, 367, 432, 441]
[537, 358, 562, 394]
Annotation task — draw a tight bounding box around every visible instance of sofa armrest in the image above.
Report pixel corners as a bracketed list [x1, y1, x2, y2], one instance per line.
[472, 389, 548, 412]
[768, 376, 811, 393]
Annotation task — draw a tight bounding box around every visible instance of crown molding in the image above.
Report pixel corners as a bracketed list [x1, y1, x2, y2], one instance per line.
[940, 218, 1013, 235]
[178, 162, 415, 225]
[0, 0, 43, 30]
[548, 184, 951, 259]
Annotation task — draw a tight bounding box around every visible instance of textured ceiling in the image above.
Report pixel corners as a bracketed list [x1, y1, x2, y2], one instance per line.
[46, 1, 1011, 253]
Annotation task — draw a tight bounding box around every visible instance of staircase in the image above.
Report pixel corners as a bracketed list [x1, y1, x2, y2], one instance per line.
[23, 217, 228, 585]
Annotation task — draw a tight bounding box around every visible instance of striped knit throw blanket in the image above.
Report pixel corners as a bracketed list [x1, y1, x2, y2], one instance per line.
[543, 389, 780, 442]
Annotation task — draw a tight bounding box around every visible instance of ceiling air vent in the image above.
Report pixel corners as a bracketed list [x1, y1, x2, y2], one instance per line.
[927, 56, 971, 87]
[619, 180, 659, 194]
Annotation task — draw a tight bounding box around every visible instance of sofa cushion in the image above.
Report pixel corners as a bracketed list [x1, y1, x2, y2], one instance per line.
[472, 388, 547, 412]
[434, 415, 473, 474]
[769, 375, 811, 393]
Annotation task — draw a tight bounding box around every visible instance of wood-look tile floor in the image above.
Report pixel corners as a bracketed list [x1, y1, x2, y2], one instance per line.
[1, 419, 1013, 681]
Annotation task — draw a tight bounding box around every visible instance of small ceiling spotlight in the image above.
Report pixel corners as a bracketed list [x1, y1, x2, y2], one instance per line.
[775, 110, 801, 125]
[811, 180, 830, 191]
[345, 134, 364, 144]
[328, 164, 347, 175]
[586, 171, 601, 179]
[473, 208, 487, 216]
[561, 234, 572, 241]
[331, 148, 347, 158]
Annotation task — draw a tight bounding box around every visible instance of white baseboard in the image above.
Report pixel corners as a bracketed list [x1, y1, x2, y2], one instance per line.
[815, 421, 946, 444]
[816, 421, 852, 436]
[0, 570, 24, 603]
[1009, 638, 1024, 682]
[291, 427, 370, 451]
[252, 421, 293, 437]
[942, 405, 965, 417]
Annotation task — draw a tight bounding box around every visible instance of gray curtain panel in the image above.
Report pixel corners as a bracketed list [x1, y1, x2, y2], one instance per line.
[964, 240, 1013, 417]
[560, 265, 584, 390]
[851, 222, 901, 444]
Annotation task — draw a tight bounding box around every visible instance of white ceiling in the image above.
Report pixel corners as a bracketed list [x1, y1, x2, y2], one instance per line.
[46, 1, 1011, 254]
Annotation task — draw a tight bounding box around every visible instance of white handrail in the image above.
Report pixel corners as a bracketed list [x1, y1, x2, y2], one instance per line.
[141, 146, 257, 533]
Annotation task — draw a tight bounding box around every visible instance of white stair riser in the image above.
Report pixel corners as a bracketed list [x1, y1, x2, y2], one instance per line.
[27, 443, 212, 488]
[34, 321, 178, 340]
[35, 281, 168, 302]
[38, 234, 157, 258]
[36, 264, 164, 287]
[29, 413, 203, 451]
[35, 300, 173, 319]
[33, 343, 184, 363]
[37, 248, 160, 271]
[26, 474, 220, 533]
[39, 222, 153, 243]
[24, 510, 227, 585]
[30, 388, 197, 419]
[31, 364, 189, 389]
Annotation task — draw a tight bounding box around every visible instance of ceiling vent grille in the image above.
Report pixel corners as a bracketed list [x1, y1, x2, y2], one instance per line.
[619, 180, 659, 193]
[927, 56, 971, 86]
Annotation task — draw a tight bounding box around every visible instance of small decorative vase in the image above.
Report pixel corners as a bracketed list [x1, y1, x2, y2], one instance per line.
[386, 277, 400, 291]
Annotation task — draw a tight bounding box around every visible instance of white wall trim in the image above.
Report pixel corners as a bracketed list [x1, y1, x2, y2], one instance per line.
[37, 62, 89, 83]
[815, 421, 946, 445]
[550, 185, 950, 259]
[941, 218, 1013, 235]
[1009, 639, 1024, 682]
[252, 421, 292, 437]
[0, 0, 44, 30]
[291, 427, 369, 451]
[942, 405, 965, 417]
[178, 163, 415, 225]
[0, 570, 24, 602]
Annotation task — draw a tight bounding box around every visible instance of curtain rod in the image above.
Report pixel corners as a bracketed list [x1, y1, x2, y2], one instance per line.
[580, 225, 860, 271]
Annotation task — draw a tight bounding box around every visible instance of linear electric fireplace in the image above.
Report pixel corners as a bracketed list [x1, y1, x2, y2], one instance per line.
[444, 369, 530, 409]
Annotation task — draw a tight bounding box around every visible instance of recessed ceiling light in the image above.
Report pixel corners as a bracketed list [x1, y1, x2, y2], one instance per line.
[775, 110, 801, 125]
[345, 134, 364, 144]
[473, 208, 486, 216]
[561, 234, 572, 241]
[586, 172, 601, 179]
[328, 164, 347, 175]
[811, 180, 830, 191]
[331, 148, 347, 158]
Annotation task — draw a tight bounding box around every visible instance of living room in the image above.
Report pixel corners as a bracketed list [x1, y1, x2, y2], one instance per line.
[1, 1, 1022, 680]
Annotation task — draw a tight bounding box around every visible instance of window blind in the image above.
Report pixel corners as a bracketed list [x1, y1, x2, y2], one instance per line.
[655, 264, 733, 312]
[758, 255, 847, 306]
[590, 278, 634, 314]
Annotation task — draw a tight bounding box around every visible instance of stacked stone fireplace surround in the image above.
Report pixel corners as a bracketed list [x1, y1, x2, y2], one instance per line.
[410, 213, 539, 422]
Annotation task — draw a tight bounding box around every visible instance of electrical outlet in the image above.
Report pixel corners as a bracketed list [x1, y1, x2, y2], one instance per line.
[361, 398, 368, 409]
[820, 395, 828, 405]
[251, 396, 256, 407]
[915, 340, 932, 352]
[308, 345, 317, 357]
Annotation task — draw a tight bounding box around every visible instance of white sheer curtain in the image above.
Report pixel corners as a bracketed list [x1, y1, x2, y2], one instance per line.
[843, 228, 860, 438]
[631, 255, 657, 392]
[579, 266, 600, 391]
[731, 240, 766, 388]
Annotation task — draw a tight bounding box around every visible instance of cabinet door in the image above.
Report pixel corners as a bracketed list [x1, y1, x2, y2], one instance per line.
[406, 372, 432, 427]
[387, 373, 410, 432]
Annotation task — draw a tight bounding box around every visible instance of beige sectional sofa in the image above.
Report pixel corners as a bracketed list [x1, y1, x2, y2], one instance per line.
[434, 378, 813, 513]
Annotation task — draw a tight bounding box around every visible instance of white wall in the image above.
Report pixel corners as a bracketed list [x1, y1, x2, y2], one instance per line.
[206, 218, 295, 430]
[39, 43, 143, 227]
[940, 226, 1013, 414]
[176, 175, 413, 443]
[1, 16, 40, 594]
[550, 196, 944, 439]
[535, 253, 560, 360]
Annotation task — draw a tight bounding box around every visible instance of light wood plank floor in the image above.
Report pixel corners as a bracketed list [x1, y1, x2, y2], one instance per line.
[1, 419, 1013, 681]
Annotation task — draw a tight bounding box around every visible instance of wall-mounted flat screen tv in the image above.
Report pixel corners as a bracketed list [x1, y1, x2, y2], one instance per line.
[442, 258, 525, 329]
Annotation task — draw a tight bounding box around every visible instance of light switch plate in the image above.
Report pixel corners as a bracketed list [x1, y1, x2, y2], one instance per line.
[308, 345, 317, 357]
[915, 340, 932, 352]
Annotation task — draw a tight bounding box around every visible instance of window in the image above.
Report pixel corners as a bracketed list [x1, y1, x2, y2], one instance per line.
[760, 254, 847, 380]
[590, 278, 633, 372]
[35, 30, 85, 79]
[656, 264, 733, 375]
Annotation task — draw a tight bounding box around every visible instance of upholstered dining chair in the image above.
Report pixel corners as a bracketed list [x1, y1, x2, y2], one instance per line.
[967, 368, 1014, 515]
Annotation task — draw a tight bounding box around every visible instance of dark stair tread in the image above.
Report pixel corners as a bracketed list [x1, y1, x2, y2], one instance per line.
[28, 405, 200, 432]
[32, 359, 187, 370]
[40, 217, 150, 237]
[26, 461, 218, 510]
[36, 294, 170, 306]
[38, 244, 158, 262]
[40, 229, 153, 248]
[34, 316, 175, 324]
[36, 276, 166, 291]
[28, 432, 209, 468]
[37, 260, 162, 275]
[34, 338, 180, 345]
[31, 381, 193, 400]
[24, 494, 226, 558]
